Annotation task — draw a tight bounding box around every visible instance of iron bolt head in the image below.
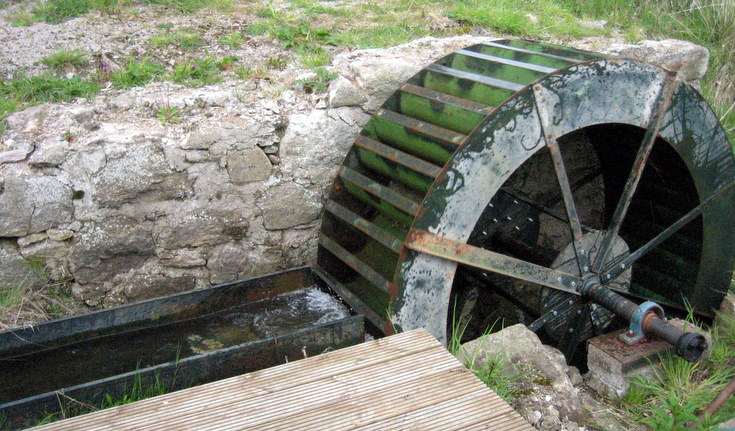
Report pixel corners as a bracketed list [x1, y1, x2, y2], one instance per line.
[583, 266, 589, 272]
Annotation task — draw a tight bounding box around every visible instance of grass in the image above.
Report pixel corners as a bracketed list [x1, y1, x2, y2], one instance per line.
[40, 49, 88, 72]
[296, 66, 337, 93]
[218, 31, 244, 49]
[149, 27, 205, 49]
[449, 307, 521, 403]
[298, 46, 330, 68]
[333, 25, 430, 49]
[156, 104, 180, 124]
[169, 57, 222, 87]
[34, 367, 175, 426]
[447, 0, 606, 39]
[0, 74, 99, 139]
[110, 59, 167, 88]
[5, 9, 39, 26]
[620, 308, 735, 429]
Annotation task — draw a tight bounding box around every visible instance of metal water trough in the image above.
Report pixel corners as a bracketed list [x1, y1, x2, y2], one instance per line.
[0, 267, 363, 429]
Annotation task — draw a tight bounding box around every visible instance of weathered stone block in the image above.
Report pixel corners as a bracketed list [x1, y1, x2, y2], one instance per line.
[0, 176, 73, 237]
[226, 148, 272, 184]
[92, 142, 192, 208]
[69, 217, 155, 284]
[155, 209, 249, 250]
[260, 183, 321, 230]
[0, 240, 44, 290]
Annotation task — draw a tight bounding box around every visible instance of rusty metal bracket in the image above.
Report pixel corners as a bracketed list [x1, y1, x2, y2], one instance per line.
[619, 301, 665, 345]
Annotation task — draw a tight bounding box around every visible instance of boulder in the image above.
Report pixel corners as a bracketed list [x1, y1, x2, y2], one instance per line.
[458, 324, 587, 429]
[605, 39, 709, 82]
[459, 324, 576, 392]
[280, 108, 370, 186]
[0, 240, 44, 290]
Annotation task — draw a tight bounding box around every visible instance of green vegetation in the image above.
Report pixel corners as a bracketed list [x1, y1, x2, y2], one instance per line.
[218, 31, 245, 49]
[560, 0, 735, 143]
[333, 25, 429, 49]
[266, 55, 288, 70]
[5, 9, 39, 26]
[297, 66, 337, 93]
[110, 59, 167, 88]
[621, 310, 735, 429]
[298, 46, 329, 69]
[0, 74, 99, 137]
[0, 74, 100, 104]
[156, 104, 181, 124]
[169, 57, 222, 87]
[149, 27, 205, 49]
[447, 0, 603, 38]
[40, 49, 88, 72]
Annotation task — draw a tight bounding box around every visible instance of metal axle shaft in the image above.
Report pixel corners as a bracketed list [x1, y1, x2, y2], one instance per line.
[580, 277, 706, 362]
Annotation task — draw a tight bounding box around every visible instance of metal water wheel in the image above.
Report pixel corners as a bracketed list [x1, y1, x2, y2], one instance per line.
[315, 40, 735, 362]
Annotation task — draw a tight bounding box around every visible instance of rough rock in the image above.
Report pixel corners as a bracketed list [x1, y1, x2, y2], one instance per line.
[28, 137, 71, 167]
[68, 217, 155, 284]
[459, 324, 587, 429]
[90, 140, 192, 208]
[460, 324, 576, 392]
[101, 262, 199, 303]
[47, 229, 74, 241]
[159, 248, 208, 268]
[605, 39, 709, 82]
[226, 148, 272, 184]
[328, 76, 367, 108]
[0, 176, 73, 237]
[259, 183, 322, 230]
[280, 108, 370, 186]
[17, 233, 48, 248]
[0, 240, 44, 289]
[155, 209, 249, 250]
[19, 238, 70, 282]
[207, 242, 284, 284]
[0, 149, 30, 164]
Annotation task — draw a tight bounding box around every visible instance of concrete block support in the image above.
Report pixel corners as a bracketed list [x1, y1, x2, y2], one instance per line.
[586, 319, 712, 397]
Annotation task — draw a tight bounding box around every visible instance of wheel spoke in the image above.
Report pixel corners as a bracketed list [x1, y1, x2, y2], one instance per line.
[601, 181, 735, 281]
[405, 230, 581, 295]
[533, 86, 588, 273]
[593, 74, 679, 272]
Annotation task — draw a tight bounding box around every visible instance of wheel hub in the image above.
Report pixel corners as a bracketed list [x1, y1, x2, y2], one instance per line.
[540, 230, 631, 341]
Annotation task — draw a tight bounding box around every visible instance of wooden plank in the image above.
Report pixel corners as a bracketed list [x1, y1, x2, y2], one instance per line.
[33, 331, 438, 431]
[31, 329, 532, 431]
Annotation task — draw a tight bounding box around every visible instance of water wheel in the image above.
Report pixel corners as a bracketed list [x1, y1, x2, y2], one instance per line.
[315, 40, 735, 360]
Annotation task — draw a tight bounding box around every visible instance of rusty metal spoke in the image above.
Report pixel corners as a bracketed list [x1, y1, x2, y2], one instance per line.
[593, 74, 679, 272]
[601, 181, 735, 281]
[405, 230, 581, 295]
[532, 85, 589, 273]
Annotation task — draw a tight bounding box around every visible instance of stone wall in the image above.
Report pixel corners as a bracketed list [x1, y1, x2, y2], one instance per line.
[0, 36, 709, 308]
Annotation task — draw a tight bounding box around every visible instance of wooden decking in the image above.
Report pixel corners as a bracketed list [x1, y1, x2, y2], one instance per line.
[32, 329, 533, 430]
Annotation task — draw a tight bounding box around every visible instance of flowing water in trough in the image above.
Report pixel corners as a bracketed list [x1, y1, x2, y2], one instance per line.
[0, 287, 350, 403]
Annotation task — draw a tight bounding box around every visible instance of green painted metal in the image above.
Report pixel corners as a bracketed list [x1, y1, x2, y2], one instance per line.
[317, 39, 735, 342]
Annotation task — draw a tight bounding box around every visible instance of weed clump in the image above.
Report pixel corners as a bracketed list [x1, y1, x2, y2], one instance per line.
[110, 59, 167, 88]
[40, 49, 89, 72]
[297, 67, 337, 93]
[169, 57, 222, 87]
